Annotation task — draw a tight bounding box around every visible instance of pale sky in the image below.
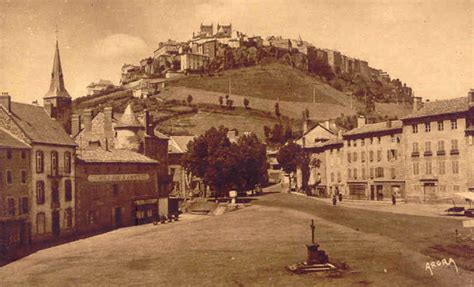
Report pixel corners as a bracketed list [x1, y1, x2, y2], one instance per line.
[0, 0, 472, 104]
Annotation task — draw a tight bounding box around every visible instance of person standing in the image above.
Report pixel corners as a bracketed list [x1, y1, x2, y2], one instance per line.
[332, 193, 337, 206]
[391, 191, 397, 205]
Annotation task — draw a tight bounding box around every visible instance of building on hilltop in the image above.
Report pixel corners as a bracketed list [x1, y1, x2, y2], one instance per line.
[86, 79, 115, 96]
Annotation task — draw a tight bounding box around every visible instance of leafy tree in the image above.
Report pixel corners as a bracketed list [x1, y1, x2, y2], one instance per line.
[243, 98, 250, 109]
[276, 141, 302, 190]
[187, 94, 193, 105]
[236, 133, 268, 190]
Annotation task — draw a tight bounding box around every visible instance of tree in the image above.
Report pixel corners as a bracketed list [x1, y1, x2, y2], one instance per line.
[182, 127, 268, 200]
[218, 96, 224, 107]
[243, 98, 250, 109]
[274, 102, 281, 117]
[187, 94, 193, 105]
[276, 141, 302, 191]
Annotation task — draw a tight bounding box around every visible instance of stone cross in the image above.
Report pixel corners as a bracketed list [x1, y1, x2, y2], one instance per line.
[310, 219, 315, 244]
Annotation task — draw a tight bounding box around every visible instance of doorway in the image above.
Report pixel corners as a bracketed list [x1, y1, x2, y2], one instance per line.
[370, 185, 375, 200]
[114, 207, 122, 227]
[52, 210, 60, 237]
[423, 182, 436, 201]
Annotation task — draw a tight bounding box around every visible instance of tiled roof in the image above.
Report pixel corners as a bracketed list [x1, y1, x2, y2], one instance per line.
[402, 97, 468, 120]
[344, 120, 402, 137]
[10, 102, 76, 146]
[77, 149, 159, 164]
[0, 127, 30, 149]
[168, 136, 195, 154]
[116, 104, 143, 128]
[302, 138, 343, 149]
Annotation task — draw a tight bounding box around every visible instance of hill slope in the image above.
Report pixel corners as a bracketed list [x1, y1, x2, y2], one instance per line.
[168, 63, 349, 105]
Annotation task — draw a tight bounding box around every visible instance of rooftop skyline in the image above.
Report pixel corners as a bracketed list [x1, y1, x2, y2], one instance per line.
[0, 0, 472, 104]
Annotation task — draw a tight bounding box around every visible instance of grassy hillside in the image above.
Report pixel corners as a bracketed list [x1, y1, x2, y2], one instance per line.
[168, 63, 349, 105]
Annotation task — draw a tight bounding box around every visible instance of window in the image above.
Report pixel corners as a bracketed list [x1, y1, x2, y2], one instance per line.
[348, 169, 352, 179]
[453, 185, 460, 192]
[377, 150, 382, 161]
[64, 152, 71, 174]
[362, 168, 366, 179]
[451, 119, 457, 130]
[352, 152, 357, 162]
[353, 168, 358, 180]
[387, 149, 397, 161]
[6, 170, 13, 185]
[369, 151, 374, 162]
[425, 141, 431, 152]
[337, 172, 341, 182]
[21, 170, 27, 184]
[370, 137, 374, 144]
[347, 140, 351, 147]
[20, 197, 29, 214]
[36, 150, 44, 173]
[377, 137, 381, 144]
[437, 140, 445, 152]
[412, 124, 418, 134]
[391, 167, 396, 179]
[361, 151, 366, 162]
[51, 180, 60, 204]
[370, 167, 374, 179]
[146, 209, 153, 218]
[438, 161, 445, 175]
[6, 149, 12, 159]
[451, 139, 458, 151]
[437, 121, 444, 131]
[413, 163, 419, 175]
[439, 185, 446, 193]
[452, 161, 459, 174]
[425, 162, 432, 175]
[21, 150, 26, 159]
[425, 122, 431, 132]
[413, 142, 419, 152]
[347, 153, 351, 163]
[64, 208, 72, 228]
[136, 211, 145, 219]
[7, 198, 15, 216]
[36, 213, 46, 234]
[51, 151, 58, 176]
[36, 181, 45, 204]
[65, 180, 72, 201]
[375, 167, 384, 178]
[353, 140, 357, 147]
[112, 184, 119, 196]
[330, 172, 334, 182]
[361, 139, 365, 146]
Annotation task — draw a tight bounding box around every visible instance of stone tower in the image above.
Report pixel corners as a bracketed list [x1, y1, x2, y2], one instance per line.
[43, 40, 72, 134]
[114, 103, 145, 151]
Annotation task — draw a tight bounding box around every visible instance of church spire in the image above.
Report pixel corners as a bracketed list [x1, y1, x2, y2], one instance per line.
[44, 40, 71, 99]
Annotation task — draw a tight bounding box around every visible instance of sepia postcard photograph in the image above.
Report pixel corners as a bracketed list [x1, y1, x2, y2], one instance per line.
[0, 0, 473, 286]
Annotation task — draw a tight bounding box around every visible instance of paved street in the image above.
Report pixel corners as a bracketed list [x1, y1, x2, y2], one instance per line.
[0, 185, 472, 286]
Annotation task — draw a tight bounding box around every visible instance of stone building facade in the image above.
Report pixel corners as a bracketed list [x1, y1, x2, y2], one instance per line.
[343, 119, 405, 200]
[402, 95, 471, 202]
[0, 127, 31, 252]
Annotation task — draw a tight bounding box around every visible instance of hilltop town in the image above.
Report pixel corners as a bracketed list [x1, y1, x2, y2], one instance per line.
[0, 19, 473, 287]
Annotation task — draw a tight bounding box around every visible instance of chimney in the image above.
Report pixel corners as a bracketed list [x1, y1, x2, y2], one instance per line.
[469, 89, 474, 108]
[413, 96, 423, 112]
[145, 109, 154, 136]
[104, 107, 113, 139]
[0, 92, 11, 112]
[71, 114, 81, 136]
[386, 119, 392, 128]
[357, 115, 366, 128]
[82, 109, 92, 133]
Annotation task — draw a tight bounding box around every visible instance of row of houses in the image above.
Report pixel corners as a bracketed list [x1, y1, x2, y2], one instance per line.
[0, 41, 172, 254]
[296, 91, 474, 203]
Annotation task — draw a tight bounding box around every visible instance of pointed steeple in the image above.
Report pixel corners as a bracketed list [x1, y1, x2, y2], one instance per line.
[44, 40, 71, 99]
[116, 104, 143, 129]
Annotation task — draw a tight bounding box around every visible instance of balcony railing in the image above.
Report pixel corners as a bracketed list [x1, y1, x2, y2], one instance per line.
[411, 151, 420, 157]
[437, 150, 446, 156]
[450, 149, 459, 155]
[423, 151, 433, 157]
